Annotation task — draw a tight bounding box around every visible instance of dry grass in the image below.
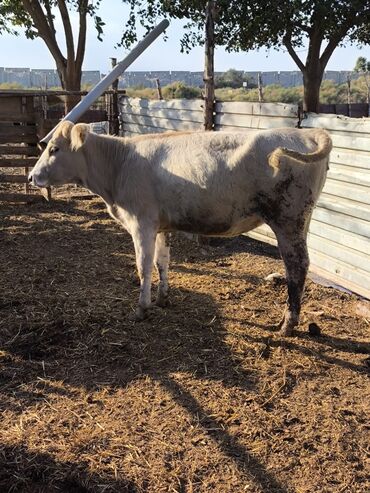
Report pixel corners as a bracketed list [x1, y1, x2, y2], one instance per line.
[0, 195, 369, 493]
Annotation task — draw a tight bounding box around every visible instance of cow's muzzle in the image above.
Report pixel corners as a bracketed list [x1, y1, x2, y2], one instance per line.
[28, 169, 48, 188]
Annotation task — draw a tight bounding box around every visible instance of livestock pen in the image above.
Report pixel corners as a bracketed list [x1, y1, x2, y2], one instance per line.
[0, 98, 369, 492]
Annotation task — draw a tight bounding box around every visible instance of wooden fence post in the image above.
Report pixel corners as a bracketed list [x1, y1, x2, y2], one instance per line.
[155, 78, 163, 100]
[203, 0, 215, 131]
[258, 73, 264, 102]
[110, 58, 120, 135]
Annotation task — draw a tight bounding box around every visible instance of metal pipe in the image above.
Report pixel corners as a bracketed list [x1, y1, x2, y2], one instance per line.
[41, 19, 170, 143]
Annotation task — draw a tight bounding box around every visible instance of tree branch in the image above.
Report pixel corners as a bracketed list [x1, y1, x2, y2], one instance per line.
[320, 23, 352, 69]
[57, 0, 75, 64]
[283, 33, 305, 71]
[75, 0, 88, 69]
[44, 0, 56, 37]
[21, 0, 66, 68]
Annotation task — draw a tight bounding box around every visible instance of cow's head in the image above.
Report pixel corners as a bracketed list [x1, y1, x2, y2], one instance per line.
[29, 121, 90, 188]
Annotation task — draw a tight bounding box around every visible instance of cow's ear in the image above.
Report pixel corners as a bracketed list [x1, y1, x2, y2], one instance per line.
[71, 123, 90, 150]
[54, 121, 74, 141]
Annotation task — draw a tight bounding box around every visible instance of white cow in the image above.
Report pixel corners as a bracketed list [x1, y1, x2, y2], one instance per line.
[29, 122, 332, 335]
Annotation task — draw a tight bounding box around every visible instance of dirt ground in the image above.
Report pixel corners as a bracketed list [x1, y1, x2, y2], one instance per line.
[0, 192, 369, 493]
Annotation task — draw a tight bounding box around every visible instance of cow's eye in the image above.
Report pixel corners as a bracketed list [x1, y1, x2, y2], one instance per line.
[49, 146, 59, 155]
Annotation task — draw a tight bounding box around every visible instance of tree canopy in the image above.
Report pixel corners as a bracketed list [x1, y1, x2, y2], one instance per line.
[121, 0, 370, 112]
[354, 56, 370, 73]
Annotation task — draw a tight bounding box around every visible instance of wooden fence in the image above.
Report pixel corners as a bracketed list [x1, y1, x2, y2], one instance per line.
[0, 90, 124, 202]
[120, 97, 369, 299]
[119, 98, 204, 134]
[0, 93, 43, 202]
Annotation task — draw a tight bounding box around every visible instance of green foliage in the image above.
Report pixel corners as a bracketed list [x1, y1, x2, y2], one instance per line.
[0, 82, 25, 89]
[354, 56, 370, 73]
[215, 69, 256, 89]
[215, 84, 303, 104]
[125, 86, 158, 99]
[125, 81, 201, 99]
[126, 79, 370, 104]
[162, 81, 201, 99]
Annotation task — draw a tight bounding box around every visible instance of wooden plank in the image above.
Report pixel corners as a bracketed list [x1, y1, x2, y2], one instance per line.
[120, 107, 204, 123]
[247, 229, 277, 247]
[122, 114, 202, 131]
[0, 113, 37, 123]
[215, 125, 259, 134]
[215, 101, 299, 117]
[327, 164, 370, 187]
[329, 133, 370, 152]
[122, 123, 167, 135]
[330, 148, 370, 170]
[0, 145, 39, 156]
[0, 157, 38, 167]
[0, 174, 28, 184]
[312, 207, 370, 239]
[307, 233, 370, 274]
[0, 125, 37, 136]
[309, 261, 369, 300]
[121, 98, 203, 112]
[317, 193, 370, 223]
[215, 113, 297, 129]
[308, 249, 370, 299]
[0, 134, 38, 144]
[0, 97, 22, 114]
[303, 114, 370, 134]
[309, 219, 370, 256]
[322, 178, 370, 205]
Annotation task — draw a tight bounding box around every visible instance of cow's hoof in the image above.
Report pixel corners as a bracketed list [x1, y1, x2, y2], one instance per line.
[279, 324, 295, 337]
[130, 306, 148, 322]
[155, 293, 169, 308]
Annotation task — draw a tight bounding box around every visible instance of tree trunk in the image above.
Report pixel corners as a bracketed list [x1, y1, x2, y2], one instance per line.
[59, 63, 82, 114]
[302, 65, 323, 113]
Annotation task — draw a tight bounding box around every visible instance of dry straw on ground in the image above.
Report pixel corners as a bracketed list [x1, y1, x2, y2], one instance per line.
[0, 194, 369, 493]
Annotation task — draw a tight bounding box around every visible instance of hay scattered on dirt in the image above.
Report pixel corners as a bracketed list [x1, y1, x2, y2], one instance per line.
[0, 195, 369, 493]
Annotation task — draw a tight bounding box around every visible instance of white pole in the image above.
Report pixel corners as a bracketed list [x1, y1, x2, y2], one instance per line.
[41, 19, 170, 143]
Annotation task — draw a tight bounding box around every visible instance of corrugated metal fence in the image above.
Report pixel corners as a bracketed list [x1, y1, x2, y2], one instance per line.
[119, 97, 370, 299]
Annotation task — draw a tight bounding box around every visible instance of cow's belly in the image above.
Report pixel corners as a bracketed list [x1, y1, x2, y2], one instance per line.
[160, 214, 263, 237]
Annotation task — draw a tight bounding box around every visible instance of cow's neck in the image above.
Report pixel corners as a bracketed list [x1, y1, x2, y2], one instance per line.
[81, 134, 126, 205]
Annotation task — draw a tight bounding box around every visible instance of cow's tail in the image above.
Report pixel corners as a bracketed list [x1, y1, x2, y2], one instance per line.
[269, 129, 332, 169]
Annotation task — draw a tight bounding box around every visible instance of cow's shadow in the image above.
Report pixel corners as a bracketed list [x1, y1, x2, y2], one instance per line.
[0, 443, 137, 492]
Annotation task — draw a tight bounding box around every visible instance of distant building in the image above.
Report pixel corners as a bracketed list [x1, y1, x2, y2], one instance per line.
[0, 67, 361, 89]
[4, 67, 31, 87]
[30, 69, 60, 88]
[81, 70, 101, 86]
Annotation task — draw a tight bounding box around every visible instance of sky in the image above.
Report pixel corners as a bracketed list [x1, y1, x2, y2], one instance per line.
[0, 2, 369, 74]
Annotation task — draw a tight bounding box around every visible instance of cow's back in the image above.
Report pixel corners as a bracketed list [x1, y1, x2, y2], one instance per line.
[122, 128, 330, 235]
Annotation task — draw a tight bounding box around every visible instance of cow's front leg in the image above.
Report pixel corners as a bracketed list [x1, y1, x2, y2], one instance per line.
[154, 232, 170, 307]
[132, 225, 157, 321]
[273, 228, 309, 336]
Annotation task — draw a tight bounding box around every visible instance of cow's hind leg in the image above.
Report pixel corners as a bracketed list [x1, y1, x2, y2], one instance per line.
[154, 232, 170, 307]
[273, 228, 309, 336]
[132, 225, 157, 321]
